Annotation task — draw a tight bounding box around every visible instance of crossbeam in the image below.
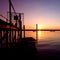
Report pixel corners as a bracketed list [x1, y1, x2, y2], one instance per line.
[22, 29, 60, 31]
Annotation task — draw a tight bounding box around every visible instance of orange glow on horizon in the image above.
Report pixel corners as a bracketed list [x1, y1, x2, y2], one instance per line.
[38, 24, 43, 37]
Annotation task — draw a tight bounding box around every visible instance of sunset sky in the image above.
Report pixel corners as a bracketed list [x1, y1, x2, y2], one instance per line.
[0, 0, 60, 29]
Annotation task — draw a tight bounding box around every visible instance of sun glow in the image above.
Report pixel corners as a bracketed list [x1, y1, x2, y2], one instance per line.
[38, 24, 42, 36]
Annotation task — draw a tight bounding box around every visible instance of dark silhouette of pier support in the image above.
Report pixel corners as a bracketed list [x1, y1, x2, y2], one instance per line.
[0, 0, 60, 59]
[36, 24, 38, 41]
[0, 30, 2, 48]
[23, 25, 25, 38]
[8, 37, 37, 59]
[19, 13, 22, 39]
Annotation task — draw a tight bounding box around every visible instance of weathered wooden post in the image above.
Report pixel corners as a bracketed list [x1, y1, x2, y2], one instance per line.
[19, 13, 22, 40]
[14, 15, 18, 43]
[9, 0, 12, 47]
[0, 30, 2, 48]
[23, 25, 25, 38]
[6, 29, 8, 48]
[36, 24, 38, 41]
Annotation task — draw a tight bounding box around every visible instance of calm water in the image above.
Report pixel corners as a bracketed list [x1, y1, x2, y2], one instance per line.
[15, 31, 60, 51]
[24, 31, 60, 51]
[37, 31, 60, 51]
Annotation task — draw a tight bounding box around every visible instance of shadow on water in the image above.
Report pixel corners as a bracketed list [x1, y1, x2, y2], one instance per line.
[0, 37, 60, 59]
[7, 37, 37, 59]
[7, 37, 60, 59]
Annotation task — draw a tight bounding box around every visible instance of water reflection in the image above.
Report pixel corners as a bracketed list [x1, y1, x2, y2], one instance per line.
[24, 31, 60, 50]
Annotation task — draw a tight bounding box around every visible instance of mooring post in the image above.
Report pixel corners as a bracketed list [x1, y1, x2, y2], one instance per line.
[36, 24, 38, 41]
[23, 25, 25, 38]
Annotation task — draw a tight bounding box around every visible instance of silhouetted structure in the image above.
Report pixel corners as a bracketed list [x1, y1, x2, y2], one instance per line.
[0, 0, 60, 59]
